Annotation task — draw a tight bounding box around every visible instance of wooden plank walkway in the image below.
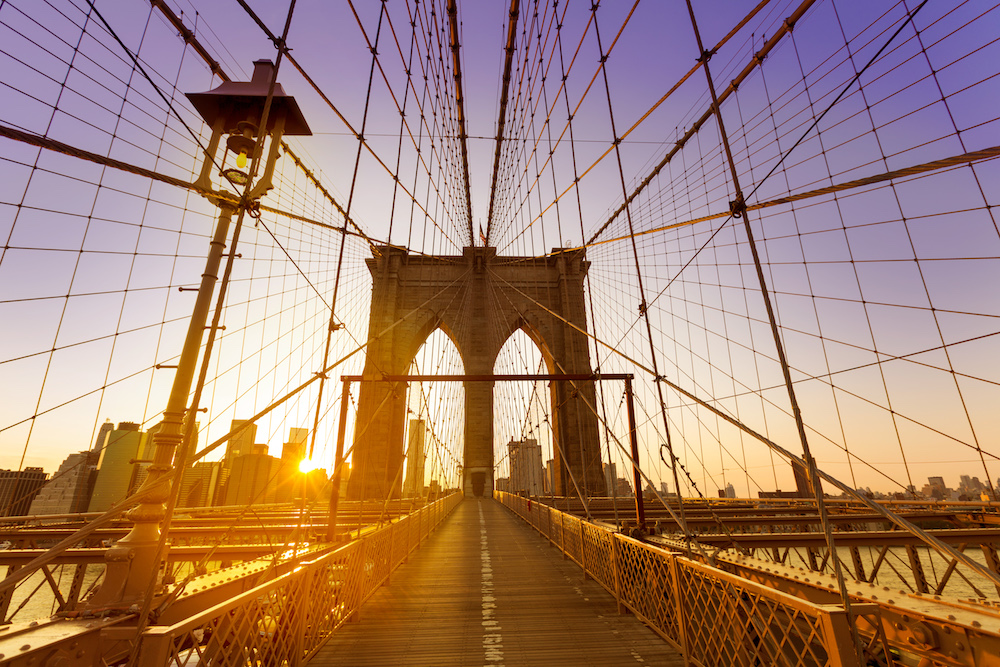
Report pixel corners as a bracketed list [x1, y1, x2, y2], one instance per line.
[310, 498, 684, 666]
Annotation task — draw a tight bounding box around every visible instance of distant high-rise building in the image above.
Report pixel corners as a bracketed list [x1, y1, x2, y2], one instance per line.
[92, 419, 113, 452]
[403, 420, 426, 498]
[603, 462, 617, 497]
[725, 483, 736, 498]
[224, 449, 279, 506]
[0, 468, 48, 517]
[177, 461, 221, 508]
[275, 430, 308, 504]
[29, 451, 98, 516]
[218, 420, 258, 504]
[225, 420, 258, 466]
[508, 439, 543, 496]
[612, 476, 634, 497]
[89, 422, 145, 512]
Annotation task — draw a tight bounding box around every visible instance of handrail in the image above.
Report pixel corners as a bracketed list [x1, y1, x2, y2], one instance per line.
[495, 491, 880, 666]
[136, 491, 463, 666]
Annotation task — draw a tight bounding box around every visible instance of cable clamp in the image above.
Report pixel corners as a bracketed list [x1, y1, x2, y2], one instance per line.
[271, 36, 289, 54]
[638, 300, 647, 315]
[729, 195, 746, 218]
[247, 200, 262, 220]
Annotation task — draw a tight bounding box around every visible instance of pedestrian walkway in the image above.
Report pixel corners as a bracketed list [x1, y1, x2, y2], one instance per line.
[310, 498, 684, 666]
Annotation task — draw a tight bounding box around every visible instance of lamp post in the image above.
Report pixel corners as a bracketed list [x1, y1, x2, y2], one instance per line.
[88, 60, 311, 608]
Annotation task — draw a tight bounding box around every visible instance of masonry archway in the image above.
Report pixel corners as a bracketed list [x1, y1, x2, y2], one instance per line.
[346, 246, 606, 499]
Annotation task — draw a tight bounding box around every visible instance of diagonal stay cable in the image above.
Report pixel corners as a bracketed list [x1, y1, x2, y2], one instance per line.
[231, 0, 455, 249]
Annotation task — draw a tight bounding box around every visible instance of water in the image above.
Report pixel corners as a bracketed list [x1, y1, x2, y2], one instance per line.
[5, 565, 103, 623]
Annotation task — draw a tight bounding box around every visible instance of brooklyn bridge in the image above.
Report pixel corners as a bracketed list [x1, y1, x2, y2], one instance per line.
[0, 0, 999, 664]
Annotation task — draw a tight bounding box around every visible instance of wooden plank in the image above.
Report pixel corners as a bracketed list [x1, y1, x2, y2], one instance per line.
[310, 499, 684, 666]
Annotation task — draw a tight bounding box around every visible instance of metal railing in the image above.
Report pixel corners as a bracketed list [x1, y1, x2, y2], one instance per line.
[136, 492, 463, 666]
[495, 491, 870, 667]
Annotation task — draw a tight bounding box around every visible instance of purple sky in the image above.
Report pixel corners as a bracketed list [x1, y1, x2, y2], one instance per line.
[1, 0, 998, 499]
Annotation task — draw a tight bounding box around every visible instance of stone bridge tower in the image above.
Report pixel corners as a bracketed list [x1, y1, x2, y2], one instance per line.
[346, 246, 606, 499]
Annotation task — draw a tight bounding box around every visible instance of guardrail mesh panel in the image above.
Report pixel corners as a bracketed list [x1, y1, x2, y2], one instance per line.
[615, 538, 680, 644]
[301, 544, 361, 655]
[563, 515, 583, 565]
[581, 522, 616, 594]
[678, 561, 830, 667]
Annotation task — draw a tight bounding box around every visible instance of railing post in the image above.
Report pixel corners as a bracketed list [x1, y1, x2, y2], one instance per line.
[327, 379, 351, 541]
[579, 519, 588, 578]
[611, 534, 623, 615]
[624, 376, 646, 530]
[290, 566, 310, 667]
[668, 555, 689, 664]
[817, 605, 862, 667]
[135, 627, 173, 666]
[561, 513, 567, 559]
[354, 538, 368, 622]
[406, 510, 413, 560]
[386, 521, 394, 586]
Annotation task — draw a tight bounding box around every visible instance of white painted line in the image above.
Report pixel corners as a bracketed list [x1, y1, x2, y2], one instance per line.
[480, 501, 504, 666]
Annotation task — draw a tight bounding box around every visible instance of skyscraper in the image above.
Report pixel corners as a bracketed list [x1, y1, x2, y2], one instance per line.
[274, 428, 308, 503]
[218, 420, 259, 504]
[604, 462, 617, 497]
[224, 444, 279, 506]
[29, 451, 98, 516]
[89, 422, 145, 512]
[177, 461, 221, 508]
[0, 468, 48, 517]
[225, 420, 258, 466]
[403, 419, 426, 498]
[92, 419, 113, 452]
[508, 438, 543, 496]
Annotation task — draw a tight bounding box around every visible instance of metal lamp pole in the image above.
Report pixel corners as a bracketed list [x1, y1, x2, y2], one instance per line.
[88, 60, 311, 608]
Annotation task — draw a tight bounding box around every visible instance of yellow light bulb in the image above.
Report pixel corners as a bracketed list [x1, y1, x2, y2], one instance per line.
[236, 150, 248, 169]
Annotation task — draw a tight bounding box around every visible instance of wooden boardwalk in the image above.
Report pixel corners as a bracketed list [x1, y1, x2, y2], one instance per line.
[310, 498, 684, 666]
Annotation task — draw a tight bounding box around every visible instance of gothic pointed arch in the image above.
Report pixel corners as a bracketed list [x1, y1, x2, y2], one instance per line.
[347, 246, 606, 500]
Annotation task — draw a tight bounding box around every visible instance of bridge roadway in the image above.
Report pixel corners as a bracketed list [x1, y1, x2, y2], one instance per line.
[310, 498, 683, 666]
